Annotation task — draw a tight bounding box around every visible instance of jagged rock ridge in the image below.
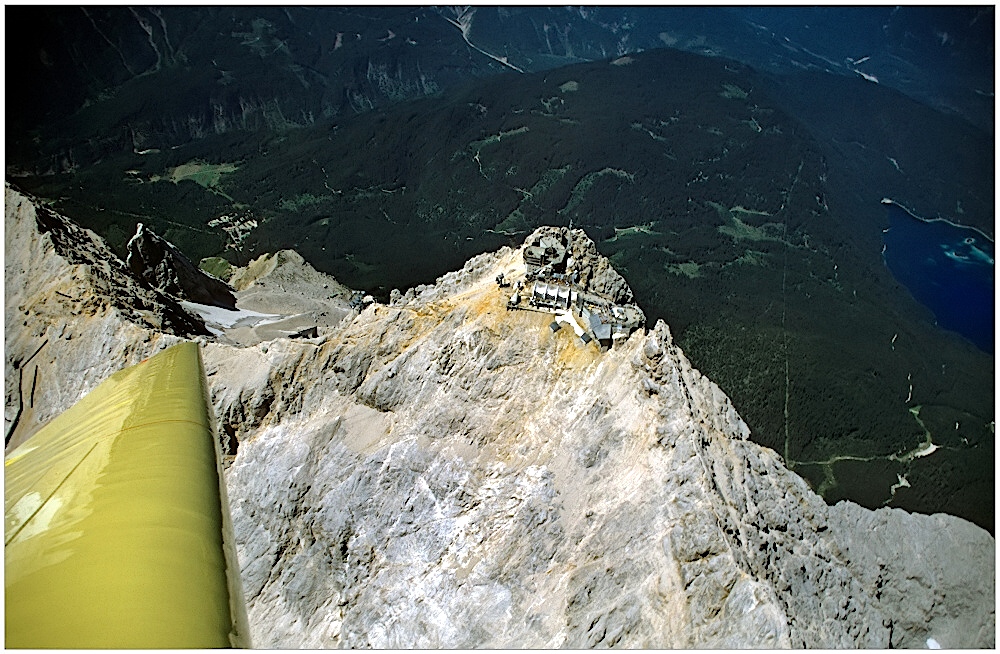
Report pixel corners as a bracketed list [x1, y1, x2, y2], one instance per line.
[4, 185, 995, 648]
[217, 247, 994, 648]
[126, 222, 238, 310]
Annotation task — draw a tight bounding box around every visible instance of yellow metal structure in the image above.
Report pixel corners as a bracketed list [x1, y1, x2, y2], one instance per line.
[4, 341, 251, 648]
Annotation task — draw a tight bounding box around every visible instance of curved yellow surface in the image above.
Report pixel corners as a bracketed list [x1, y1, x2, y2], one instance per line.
[5, 342, 251, 648]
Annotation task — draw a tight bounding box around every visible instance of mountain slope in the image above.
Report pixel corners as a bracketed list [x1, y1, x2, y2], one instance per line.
[9, 6, 991, 168]
[5, 186, 993, 648]
[15, 45, 992, 529]
[214, 222, 993, 649]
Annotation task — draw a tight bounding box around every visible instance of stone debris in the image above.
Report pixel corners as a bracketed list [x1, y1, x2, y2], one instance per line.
[200, 249, 354, 347]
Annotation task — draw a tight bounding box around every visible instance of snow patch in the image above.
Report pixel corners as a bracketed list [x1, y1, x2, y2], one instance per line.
[554, 309, 585, 337]
[854, 69, 879, 84]
[180, 300, 284, 330]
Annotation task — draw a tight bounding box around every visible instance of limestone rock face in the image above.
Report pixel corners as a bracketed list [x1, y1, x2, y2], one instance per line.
[567, 227, 636, 306]
[209, 245, 993, 648]
[227, 249, 353, 317]
[827, 502, 996, 648]
[209, 250, 355, 347]
[4, 187, 995, 648]
[127, 222, 238, 309]
[522, 225, 638, 307]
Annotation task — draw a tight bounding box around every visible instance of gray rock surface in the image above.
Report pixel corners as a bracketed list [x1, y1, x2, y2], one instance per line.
[127, 221, 238, 309]
[521, 225, 639, 308]
[827, 502, 996, 648]
[210, 236, 994, 648]
[5, 187, 995, 648]
[567, 227, 636, 306]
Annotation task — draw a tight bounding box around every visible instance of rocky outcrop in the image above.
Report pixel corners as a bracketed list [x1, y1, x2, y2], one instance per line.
[209, 235, 994, 648]
[567, 227, 636, 306]
[827, 502, 996, 648]
[5, 189, 995, 648]
[520, 225, 638, 308]
[228, 249, 353, 308]
[127, 222, 238, 309]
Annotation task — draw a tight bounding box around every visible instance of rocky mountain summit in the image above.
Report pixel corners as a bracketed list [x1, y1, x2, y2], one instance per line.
[4, 184, 994, 648]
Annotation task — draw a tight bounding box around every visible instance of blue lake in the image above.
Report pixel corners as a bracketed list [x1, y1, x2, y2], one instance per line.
[882, 201, 994, 353]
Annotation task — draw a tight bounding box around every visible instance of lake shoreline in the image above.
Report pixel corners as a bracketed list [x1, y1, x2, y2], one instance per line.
[881, 198, 995, 244]
[881, 198, 994, 354]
